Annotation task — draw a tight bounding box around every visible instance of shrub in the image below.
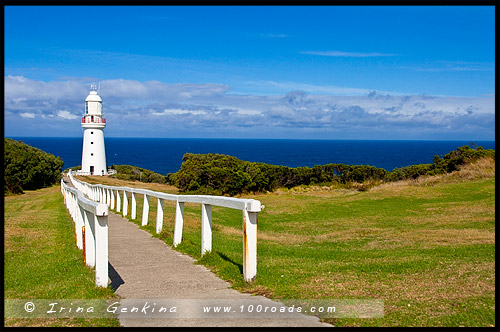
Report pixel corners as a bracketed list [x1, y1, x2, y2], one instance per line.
[109, 164, 166, 184]
[172, 153, 391, 195]
[4, 138, 64, 194]
[169, 145, 494, 196]
[432, 145, 495, 174]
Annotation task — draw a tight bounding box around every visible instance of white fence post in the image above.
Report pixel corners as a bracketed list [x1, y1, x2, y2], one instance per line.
[243, 209, 258, 282]
[123, 191, 129, 216]
[110, 189, 115, 209]
[201, 203, 212, 255]
[84, 210, 96, 267]
[116, 190, 121, 212]
[156, 198, 164, 234]
[76, 205, 85, 250]
[95, 215, 109, 287]
[131, 192, 137, 219]
[142, 194, 150, 226]
[173, 201, 184, 247]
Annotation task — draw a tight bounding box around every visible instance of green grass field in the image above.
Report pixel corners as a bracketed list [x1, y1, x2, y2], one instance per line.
[4, 185, 121, 327]
[11, 157, 493, 327]
[85, 158, 495, 327]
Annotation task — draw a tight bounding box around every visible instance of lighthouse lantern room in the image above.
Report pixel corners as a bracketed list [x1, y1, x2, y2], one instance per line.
[81, 84, 107, 175]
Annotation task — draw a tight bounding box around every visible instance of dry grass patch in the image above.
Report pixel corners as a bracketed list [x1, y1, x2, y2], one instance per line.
[303, 260, 494, 311]
[370, 157, 494, 192]
[454, 157, 495, 180]
[74, 175, 179, 194]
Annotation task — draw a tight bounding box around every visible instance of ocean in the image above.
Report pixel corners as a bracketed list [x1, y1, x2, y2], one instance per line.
[8, 137, 496, 175]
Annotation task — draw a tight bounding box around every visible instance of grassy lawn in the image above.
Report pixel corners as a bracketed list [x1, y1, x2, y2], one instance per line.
[78, 159, 495, 327]
[4, 185, 121, 327]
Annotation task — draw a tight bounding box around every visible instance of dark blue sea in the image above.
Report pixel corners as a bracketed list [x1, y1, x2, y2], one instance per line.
[8, 137, 496, 175]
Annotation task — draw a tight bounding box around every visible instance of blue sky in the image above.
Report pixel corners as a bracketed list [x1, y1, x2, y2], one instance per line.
[4, 5, 495, 139]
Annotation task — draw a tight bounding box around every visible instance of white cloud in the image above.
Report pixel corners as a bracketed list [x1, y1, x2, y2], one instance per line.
[152, 109, 207, 116]
[261, 33, 288, 38]
[301, 50, 397, 57]
[57, 110, 79, 120]
[4, 76, 495, 140]
[399, 60, 494, 73]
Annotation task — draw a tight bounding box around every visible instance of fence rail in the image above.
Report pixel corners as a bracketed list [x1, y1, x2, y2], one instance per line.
[68, 170, 263, 282]
[72, 169, 117, 176]
[61, 178, 109, 287]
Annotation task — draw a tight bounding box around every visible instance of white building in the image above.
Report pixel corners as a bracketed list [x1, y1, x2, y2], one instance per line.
[81, 84, 107, 176]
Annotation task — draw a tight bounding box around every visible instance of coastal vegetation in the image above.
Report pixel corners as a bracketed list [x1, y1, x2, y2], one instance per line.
[4, 138, 64, 195]
[109, 164, 167, 183]
[167, 145, 494, 195]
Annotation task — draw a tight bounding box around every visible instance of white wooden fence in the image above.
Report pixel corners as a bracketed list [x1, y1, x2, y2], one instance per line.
[68, 170, 263, 282]
[61, 178, 109, 287]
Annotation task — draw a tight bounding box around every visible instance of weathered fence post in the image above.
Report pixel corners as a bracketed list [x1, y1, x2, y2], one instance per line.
[95, 215, 109, 287]
[243, 208, 258, 282]
[116, 190, 121, 212]
[110, 189, 115, 209]
[156, 198, 164, 234]
[76, 205, 85, 249]
[173, 201, 184, 247]
[123, 191, 128, 216]
[142, 194, 150, 226]
[131, 192, 137, 219]
[84, 210, 95, 267]
[201, 203, 212, 255]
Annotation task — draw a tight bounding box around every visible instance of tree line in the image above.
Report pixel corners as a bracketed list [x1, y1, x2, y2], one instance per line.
[167, 145, 495, 196]
[5, 138, 494, 197]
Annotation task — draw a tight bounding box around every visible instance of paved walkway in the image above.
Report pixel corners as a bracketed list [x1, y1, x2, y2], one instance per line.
[64, 177, 331, 327]
[107, 211, 332, 327]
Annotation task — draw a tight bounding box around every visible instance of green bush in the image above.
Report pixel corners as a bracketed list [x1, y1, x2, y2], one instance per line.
[390, 145, 495, 181]
[171, 153, 392, 195]
[4, 138, 64, 194]
[432, 145, 495, 173]
[169, 145, 494, 196]
[109, 164, 167, 184]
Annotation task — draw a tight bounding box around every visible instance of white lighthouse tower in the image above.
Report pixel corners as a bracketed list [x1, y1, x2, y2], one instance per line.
[81, 84, 107, 176]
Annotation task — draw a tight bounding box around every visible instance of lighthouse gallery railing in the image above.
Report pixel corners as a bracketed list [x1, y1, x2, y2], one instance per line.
[67, 170, 262, 283]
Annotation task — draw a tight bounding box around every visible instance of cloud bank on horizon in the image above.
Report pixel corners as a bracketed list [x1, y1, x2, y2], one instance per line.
[4, 75, 494, 140]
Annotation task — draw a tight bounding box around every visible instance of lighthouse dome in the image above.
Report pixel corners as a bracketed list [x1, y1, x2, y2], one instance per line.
[85, 90, 102, 102]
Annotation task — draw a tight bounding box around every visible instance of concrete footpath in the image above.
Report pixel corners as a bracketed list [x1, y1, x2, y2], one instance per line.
[107, 211, 332, 327]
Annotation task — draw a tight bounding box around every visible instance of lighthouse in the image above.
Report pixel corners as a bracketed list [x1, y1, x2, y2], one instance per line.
[81, 84, 107, 176]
